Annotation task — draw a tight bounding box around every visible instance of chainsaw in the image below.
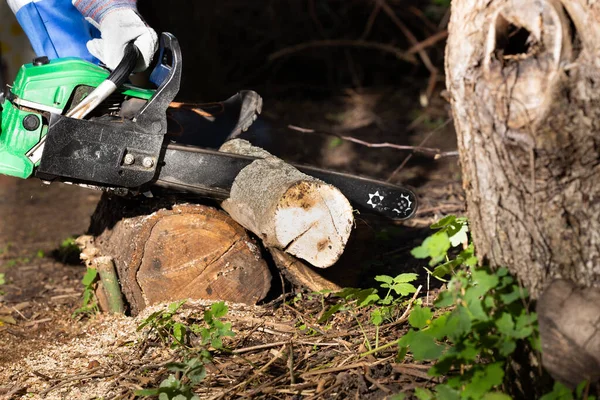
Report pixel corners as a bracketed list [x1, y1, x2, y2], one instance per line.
[0, 33, 417, 220]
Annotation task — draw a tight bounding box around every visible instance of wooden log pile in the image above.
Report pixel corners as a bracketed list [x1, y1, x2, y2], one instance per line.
[82, 140, 357, 315]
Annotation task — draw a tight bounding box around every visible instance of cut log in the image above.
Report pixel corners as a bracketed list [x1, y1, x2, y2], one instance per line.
[88, 195, 271, 315]
[219, 139, 354, 268]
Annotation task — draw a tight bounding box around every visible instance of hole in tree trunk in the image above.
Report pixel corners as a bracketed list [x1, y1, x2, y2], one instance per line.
[495, 15, 534, 58]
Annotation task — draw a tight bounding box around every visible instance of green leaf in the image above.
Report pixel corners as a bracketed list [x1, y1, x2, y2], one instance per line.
[336, 288, 380, 306]
[540, 382, 574, 400]
[168, 300, 186, 314]
[396, 346, 408, 363]
[415, 388, 434, 400]
[374, 275, 394, 284]
[435, 384, 461, 400]
[411, 231, 451, 266]
[495, 312, 514, 336]
[211, 301, 228, 318]
[81, 267, 98, 286]
[186, 361, 207, 384]
[430, 215, 456, 229]
[498, 339, 516, 356]
[318, 303, 343, 323]
[159, 375, 181, 389]
[499, 285, 523, 305]
[359, 292, 381, 307]
[393, 273, 418, 283]
[472, 269, 500, 293]
[463, 287, 488, 321]
[173, 323, 186, 344]
[392, 283, 417, 297]
[446, 306, 472, 341]
[462, 362, 504, 400]
[434, 290, 455, 308]
[482, 393, 512, 400]
[448, 223, 468, 247]
[433, 259, 461, 278]
[137, 310, 162, 331]
[409, 305, 433, 329]
[400, 330, 445, 361]
[371, 309, 384, 326]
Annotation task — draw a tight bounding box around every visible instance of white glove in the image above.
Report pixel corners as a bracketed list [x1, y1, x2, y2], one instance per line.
[86, 9, 158, 72]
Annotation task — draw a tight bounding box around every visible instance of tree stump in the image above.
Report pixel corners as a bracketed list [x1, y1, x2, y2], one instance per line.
[446, 0, 600, 387]
[88, 195, 271, 315]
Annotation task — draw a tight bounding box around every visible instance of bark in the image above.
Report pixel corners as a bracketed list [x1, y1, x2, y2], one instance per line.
[87, 195, 271, 315]
[219, 139, 354, 268]
[446, 0, 600, 385]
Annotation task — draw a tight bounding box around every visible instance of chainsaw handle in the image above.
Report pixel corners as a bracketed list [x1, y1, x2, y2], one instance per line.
[108, 42, 140, 87]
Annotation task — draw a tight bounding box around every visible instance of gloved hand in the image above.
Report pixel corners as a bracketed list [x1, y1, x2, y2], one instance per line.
[86, 9, 158, 72]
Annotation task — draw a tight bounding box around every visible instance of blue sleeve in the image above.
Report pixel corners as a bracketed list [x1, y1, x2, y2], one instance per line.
[12, 0, 100, 61]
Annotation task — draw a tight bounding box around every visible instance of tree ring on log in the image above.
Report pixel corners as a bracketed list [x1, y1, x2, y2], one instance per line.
[90, 196, 272, 315]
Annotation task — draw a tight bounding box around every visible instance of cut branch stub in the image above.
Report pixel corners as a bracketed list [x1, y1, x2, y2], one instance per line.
[219, 139, 354, 268]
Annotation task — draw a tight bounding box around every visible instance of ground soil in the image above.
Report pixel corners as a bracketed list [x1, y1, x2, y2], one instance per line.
[0, 91, 463, 399]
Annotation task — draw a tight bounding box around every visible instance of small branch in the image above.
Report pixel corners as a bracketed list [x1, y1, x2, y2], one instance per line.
[268, 40, 417, 63]
[94, 256, 125, 314]
[387, 118, 453, 182]
[407, 30, 449, 55]
[287, 124, 455, 159]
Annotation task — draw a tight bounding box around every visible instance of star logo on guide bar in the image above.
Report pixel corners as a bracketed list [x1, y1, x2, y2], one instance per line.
[367, 191, 384, 208]
[393, 194, 413, 215]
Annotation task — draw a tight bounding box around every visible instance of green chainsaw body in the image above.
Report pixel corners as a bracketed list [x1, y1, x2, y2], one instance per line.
[0, 34, 418, 221]
[0, 57, 153, 178]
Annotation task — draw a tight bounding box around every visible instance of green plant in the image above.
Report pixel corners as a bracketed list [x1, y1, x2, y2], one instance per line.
[137, 300, 190, 349]
[54, 236, 81, 264]
[323, 272, 418, 350]
[0, 272, 5, 295]
[72, 267, 99, 317]
[395, 215, 539, 399]
[136, 301, 235, 399]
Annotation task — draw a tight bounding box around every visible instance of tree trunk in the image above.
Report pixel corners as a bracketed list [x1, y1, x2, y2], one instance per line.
[87, 195, 272, 315]
[446, 0, 600, 387]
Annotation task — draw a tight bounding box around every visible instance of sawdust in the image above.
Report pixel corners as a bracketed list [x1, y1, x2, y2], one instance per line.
[0, 300, 267, 399]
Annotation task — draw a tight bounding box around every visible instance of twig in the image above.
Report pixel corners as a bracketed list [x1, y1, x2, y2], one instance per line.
[287, 124, 453, 158]
[360, 2, 382, 39]
[375, 0, 436, 73]
[301, 361, 367, 378]
[375, 0, 438, 100]
[387, 118, 452, 182]
[407, 30, 449, 55]
[268, 40, 416, 63]
[221, 344, 288, 398]
[288, 341, 296, 385]
[233, 341, 289, 354]
[39, 367, 120, 396]
[301, 356, 393, 379]
[364, 366, 392, 393]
